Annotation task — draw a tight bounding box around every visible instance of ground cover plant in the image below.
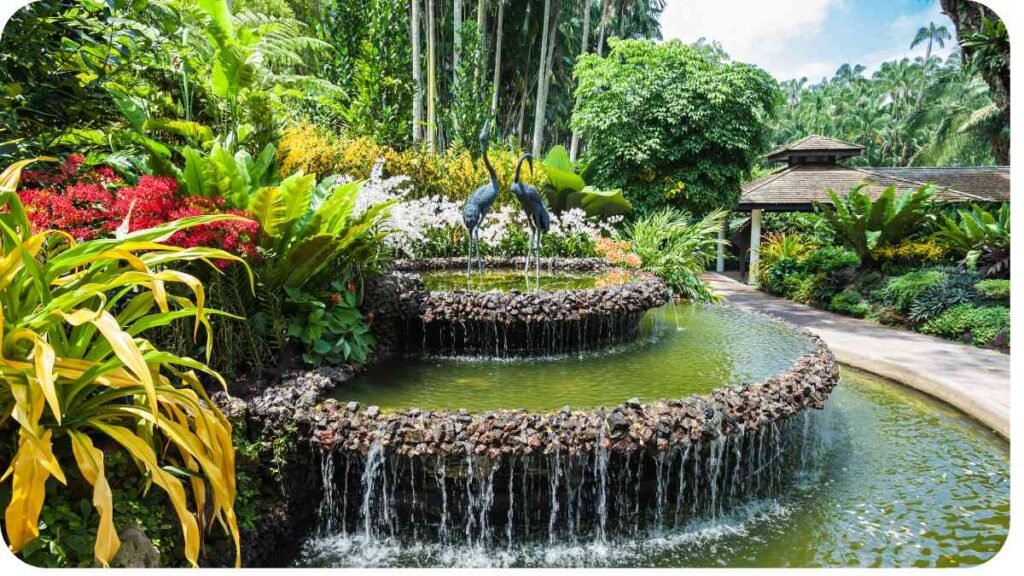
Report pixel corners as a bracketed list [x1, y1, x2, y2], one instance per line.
[757, 185, 1010, 351]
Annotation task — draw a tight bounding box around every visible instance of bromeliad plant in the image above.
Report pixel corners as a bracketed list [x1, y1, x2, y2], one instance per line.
[1, 159, 246, 567]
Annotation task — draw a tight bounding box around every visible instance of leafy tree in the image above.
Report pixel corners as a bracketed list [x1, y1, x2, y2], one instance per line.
[572, 39, 780, 215]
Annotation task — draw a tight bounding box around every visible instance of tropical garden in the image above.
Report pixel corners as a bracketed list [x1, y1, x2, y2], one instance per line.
[0, 0, 1012, 568]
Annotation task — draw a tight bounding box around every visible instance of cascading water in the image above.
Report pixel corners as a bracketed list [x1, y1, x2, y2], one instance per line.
[308, 409, 825, 559]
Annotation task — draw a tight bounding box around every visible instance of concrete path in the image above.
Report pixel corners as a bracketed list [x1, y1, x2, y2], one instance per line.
[706, 273, 1010, 439]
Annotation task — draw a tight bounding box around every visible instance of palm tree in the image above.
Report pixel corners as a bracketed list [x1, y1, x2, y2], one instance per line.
[426, 0, 438, 150]
[911, 22, 951, 72]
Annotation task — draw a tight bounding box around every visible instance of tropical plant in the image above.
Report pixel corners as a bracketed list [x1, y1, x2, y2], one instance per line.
[540, 145, 631, 217]
[0, 159, 245, 566]
[935, 202, 1009, 277]
[624, 208, 727, 302]
[909, 266, 978, 323]
[284, 279, 376, 366]
[819, 184, 935, 267]
[757, 232, 812, 287]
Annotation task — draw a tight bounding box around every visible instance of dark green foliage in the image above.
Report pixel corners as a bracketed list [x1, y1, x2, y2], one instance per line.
[975, 279, 1010, 303]
[877, 269, 948, 312]
[762, 212, 837, 245]
[921, 304, 1009, 347]
[907, 275, 978, 324]
[829, 289, 870, 318]
[285, 279, 376, 366]
[446, 21, 493, 157]
[759, 245, 859, 304]
[819, 184, 935, 266]
[935, 202, 1009, 278]
[572, 39, 780, 215]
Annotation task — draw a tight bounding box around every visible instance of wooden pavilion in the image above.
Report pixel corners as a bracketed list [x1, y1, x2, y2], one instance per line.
[725, 135, 1010, 284]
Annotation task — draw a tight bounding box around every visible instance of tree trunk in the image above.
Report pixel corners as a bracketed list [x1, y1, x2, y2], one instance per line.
[411, 0, 423, 142]
[569, 0, 592, 161]
[531, 0, 560, 159]
[596, 0, 610, 56]
[941, 0, 1010, 164]
[490, 0, 505, 117]
[454, 0, 462, 82]
[427, 0, 438, 151]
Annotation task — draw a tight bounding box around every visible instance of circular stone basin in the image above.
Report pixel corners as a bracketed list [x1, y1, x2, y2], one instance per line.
[334, 302, 812, 412]
[418, 269, 628, 292]
[300, 369, 1009, 568]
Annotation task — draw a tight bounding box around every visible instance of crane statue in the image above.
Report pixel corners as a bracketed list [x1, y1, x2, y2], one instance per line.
[510, 153, 550, 276]
[461, 123, 500, 274]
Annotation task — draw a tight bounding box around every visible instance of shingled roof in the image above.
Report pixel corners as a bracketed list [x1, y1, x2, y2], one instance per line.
[738, 164, 993, 211]
[765, 135, 864, 163]
[868, 167, 1009, 202]
[740, 134, 1009, 211]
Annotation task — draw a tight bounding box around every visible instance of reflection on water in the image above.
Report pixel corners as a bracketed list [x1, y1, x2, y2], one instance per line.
[334, 303, 811, 411]
[301, 368, 1009, 567]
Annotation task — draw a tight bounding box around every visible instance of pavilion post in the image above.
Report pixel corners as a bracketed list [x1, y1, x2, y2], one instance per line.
[748, 209, 762, 285]
[716, 220, 726, 273]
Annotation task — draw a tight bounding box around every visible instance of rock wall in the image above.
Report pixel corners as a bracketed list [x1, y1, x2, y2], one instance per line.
[364, 258, 671, 356]
[309, 328, 839, 458]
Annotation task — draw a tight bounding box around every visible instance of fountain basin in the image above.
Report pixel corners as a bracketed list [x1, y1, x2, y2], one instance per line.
[365, 258, 670, 357]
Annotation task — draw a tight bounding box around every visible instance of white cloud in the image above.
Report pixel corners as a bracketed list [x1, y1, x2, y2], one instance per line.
[660, 0, 842, 79]
[659, 0, 955, 81]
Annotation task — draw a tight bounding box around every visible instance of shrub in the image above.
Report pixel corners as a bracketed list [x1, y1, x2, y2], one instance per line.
[871, 237, 951, 268]
[285, 280, 376, 366]
[975, 279, 1010, 303]
[921, 304, 1010, 347]
[624, 208, 728, 302]
[877, 269, 948, 312]
[828, 289, 870, 318]
[18, 155, 259, 262]
[1, 160, 243, 567]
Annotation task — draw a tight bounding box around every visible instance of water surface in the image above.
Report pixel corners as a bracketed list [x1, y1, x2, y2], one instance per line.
[334, 303, 811, 411]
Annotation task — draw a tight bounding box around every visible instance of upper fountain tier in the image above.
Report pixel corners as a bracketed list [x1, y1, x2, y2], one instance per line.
[366, 258, 670, 357]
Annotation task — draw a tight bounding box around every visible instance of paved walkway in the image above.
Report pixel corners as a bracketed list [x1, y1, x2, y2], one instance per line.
[706, 273, 1010, 439]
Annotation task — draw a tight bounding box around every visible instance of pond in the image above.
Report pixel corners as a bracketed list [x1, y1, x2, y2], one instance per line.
[333, 303, 812, 412]
[300, 368, 1009, 567]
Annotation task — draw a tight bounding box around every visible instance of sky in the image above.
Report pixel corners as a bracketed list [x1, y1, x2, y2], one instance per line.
[660, 0, 956, 82]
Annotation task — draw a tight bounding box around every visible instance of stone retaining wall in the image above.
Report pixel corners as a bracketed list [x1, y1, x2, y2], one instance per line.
[308, 326, 839, 458]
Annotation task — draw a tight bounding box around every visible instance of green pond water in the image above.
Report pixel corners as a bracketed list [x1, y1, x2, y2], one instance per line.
[301, 368, 1010, 567]
[418, 269, 613, 292]
[334, 303, 812, 411]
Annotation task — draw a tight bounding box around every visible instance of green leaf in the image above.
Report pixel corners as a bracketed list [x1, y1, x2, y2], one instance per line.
[542, 145, 585, 194]
[565, 186, 633, 217]
[248, 186, 286, 238]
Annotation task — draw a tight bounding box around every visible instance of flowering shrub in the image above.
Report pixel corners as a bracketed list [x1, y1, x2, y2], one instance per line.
[278, 121, 547, 205]
[354, 158, 618, 258]
[18, 156, 259, 265]
[595, 237, 642, 268]
[871, 237, 951, 268]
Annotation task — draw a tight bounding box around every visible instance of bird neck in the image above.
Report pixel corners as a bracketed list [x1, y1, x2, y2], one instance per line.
[481, 141, 499, 193]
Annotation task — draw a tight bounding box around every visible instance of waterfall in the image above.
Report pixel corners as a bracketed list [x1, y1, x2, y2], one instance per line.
[311, 404, 837, 551]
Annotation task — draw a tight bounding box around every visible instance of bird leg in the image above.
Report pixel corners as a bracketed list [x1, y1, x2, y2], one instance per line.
[475, 227, 483, 274]
[467, 226, 474, 276]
